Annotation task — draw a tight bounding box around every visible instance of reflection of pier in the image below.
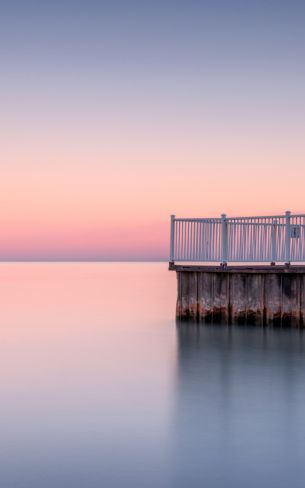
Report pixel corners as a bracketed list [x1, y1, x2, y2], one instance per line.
[169, 212, 305, 326]
[172, 325, 305, 487]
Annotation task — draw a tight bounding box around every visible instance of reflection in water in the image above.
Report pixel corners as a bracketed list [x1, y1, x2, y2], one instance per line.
[173, 324, 305, 488]
[0, 263, 177, 488]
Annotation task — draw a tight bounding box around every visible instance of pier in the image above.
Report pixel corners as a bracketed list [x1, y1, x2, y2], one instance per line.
[169, 212, 305, 327]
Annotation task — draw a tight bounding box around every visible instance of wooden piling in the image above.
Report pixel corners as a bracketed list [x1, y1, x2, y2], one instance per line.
[172, 265, 305, 327]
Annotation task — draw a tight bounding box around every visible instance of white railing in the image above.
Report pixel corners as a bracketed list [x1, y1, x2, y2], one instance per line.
[169, 212, 305, 264]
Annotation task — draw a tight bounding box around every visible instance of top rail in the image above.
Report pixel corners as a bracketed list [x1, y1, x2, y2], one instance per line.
[169, 212, 305, 264]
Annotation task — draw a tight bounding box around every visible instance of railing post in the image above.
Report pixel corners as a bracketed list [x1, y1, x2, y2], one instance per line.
[271, 219, 277, 265]
[170, 214, 175, 264]
[285, 210, 291, 265]
[221, 213, 227, 265]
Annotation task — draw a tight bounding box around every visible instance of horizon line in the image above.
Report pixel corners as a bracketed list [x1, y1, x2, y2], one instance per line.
[0, 259, 168, 263]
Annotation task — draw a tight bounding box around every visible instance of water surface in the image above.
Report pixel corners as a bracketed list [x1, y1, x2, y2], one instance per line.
[0, 263, 305, 487]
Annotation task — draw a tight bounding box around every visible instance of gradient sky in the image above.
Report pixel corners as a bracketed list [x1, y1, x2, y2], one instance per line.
[1, 0, 305, 260]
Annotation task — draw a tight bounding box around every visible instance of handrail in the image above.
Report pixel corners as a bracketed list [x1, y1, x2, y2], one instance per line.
[169, 212, 305, 264]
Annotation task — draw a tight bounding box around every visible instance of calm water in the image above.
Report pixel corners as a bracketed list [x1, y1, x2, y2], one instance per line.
[1, 263, 305, 487]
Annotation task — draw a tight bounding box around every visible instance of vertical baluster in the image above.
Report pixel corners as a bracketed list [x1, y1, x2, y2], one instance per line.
[202, 220, 205, 261]
[182, 221, 184, 260]
[177, 220, 180, 260]
[188, 221, 190, 261]
[194, 221, 197, 261]
[191, 221, 194, 260]
[199, 221, 202, 261]
[285, 210, 291, 264]
[271, 219, 277, 264]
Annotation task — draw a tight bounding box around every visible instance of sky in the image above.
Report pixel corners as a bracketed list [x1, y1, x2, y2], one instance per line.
[1, 0, 305, 260]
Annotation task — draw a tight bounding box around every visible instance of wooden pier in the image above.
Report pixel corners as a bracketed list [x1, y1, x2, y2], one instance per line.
[169, 213, 305, 327]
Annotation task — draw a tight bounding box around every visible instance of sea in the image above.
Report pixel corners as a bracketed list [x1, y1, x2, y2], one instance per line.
[1, 262, 305, 487]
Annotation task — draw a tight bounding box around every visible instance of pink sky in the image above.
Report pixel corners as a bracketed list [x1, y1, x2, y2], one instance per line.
[1, 2, 305, 260]
[2, 135, 305, 260]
